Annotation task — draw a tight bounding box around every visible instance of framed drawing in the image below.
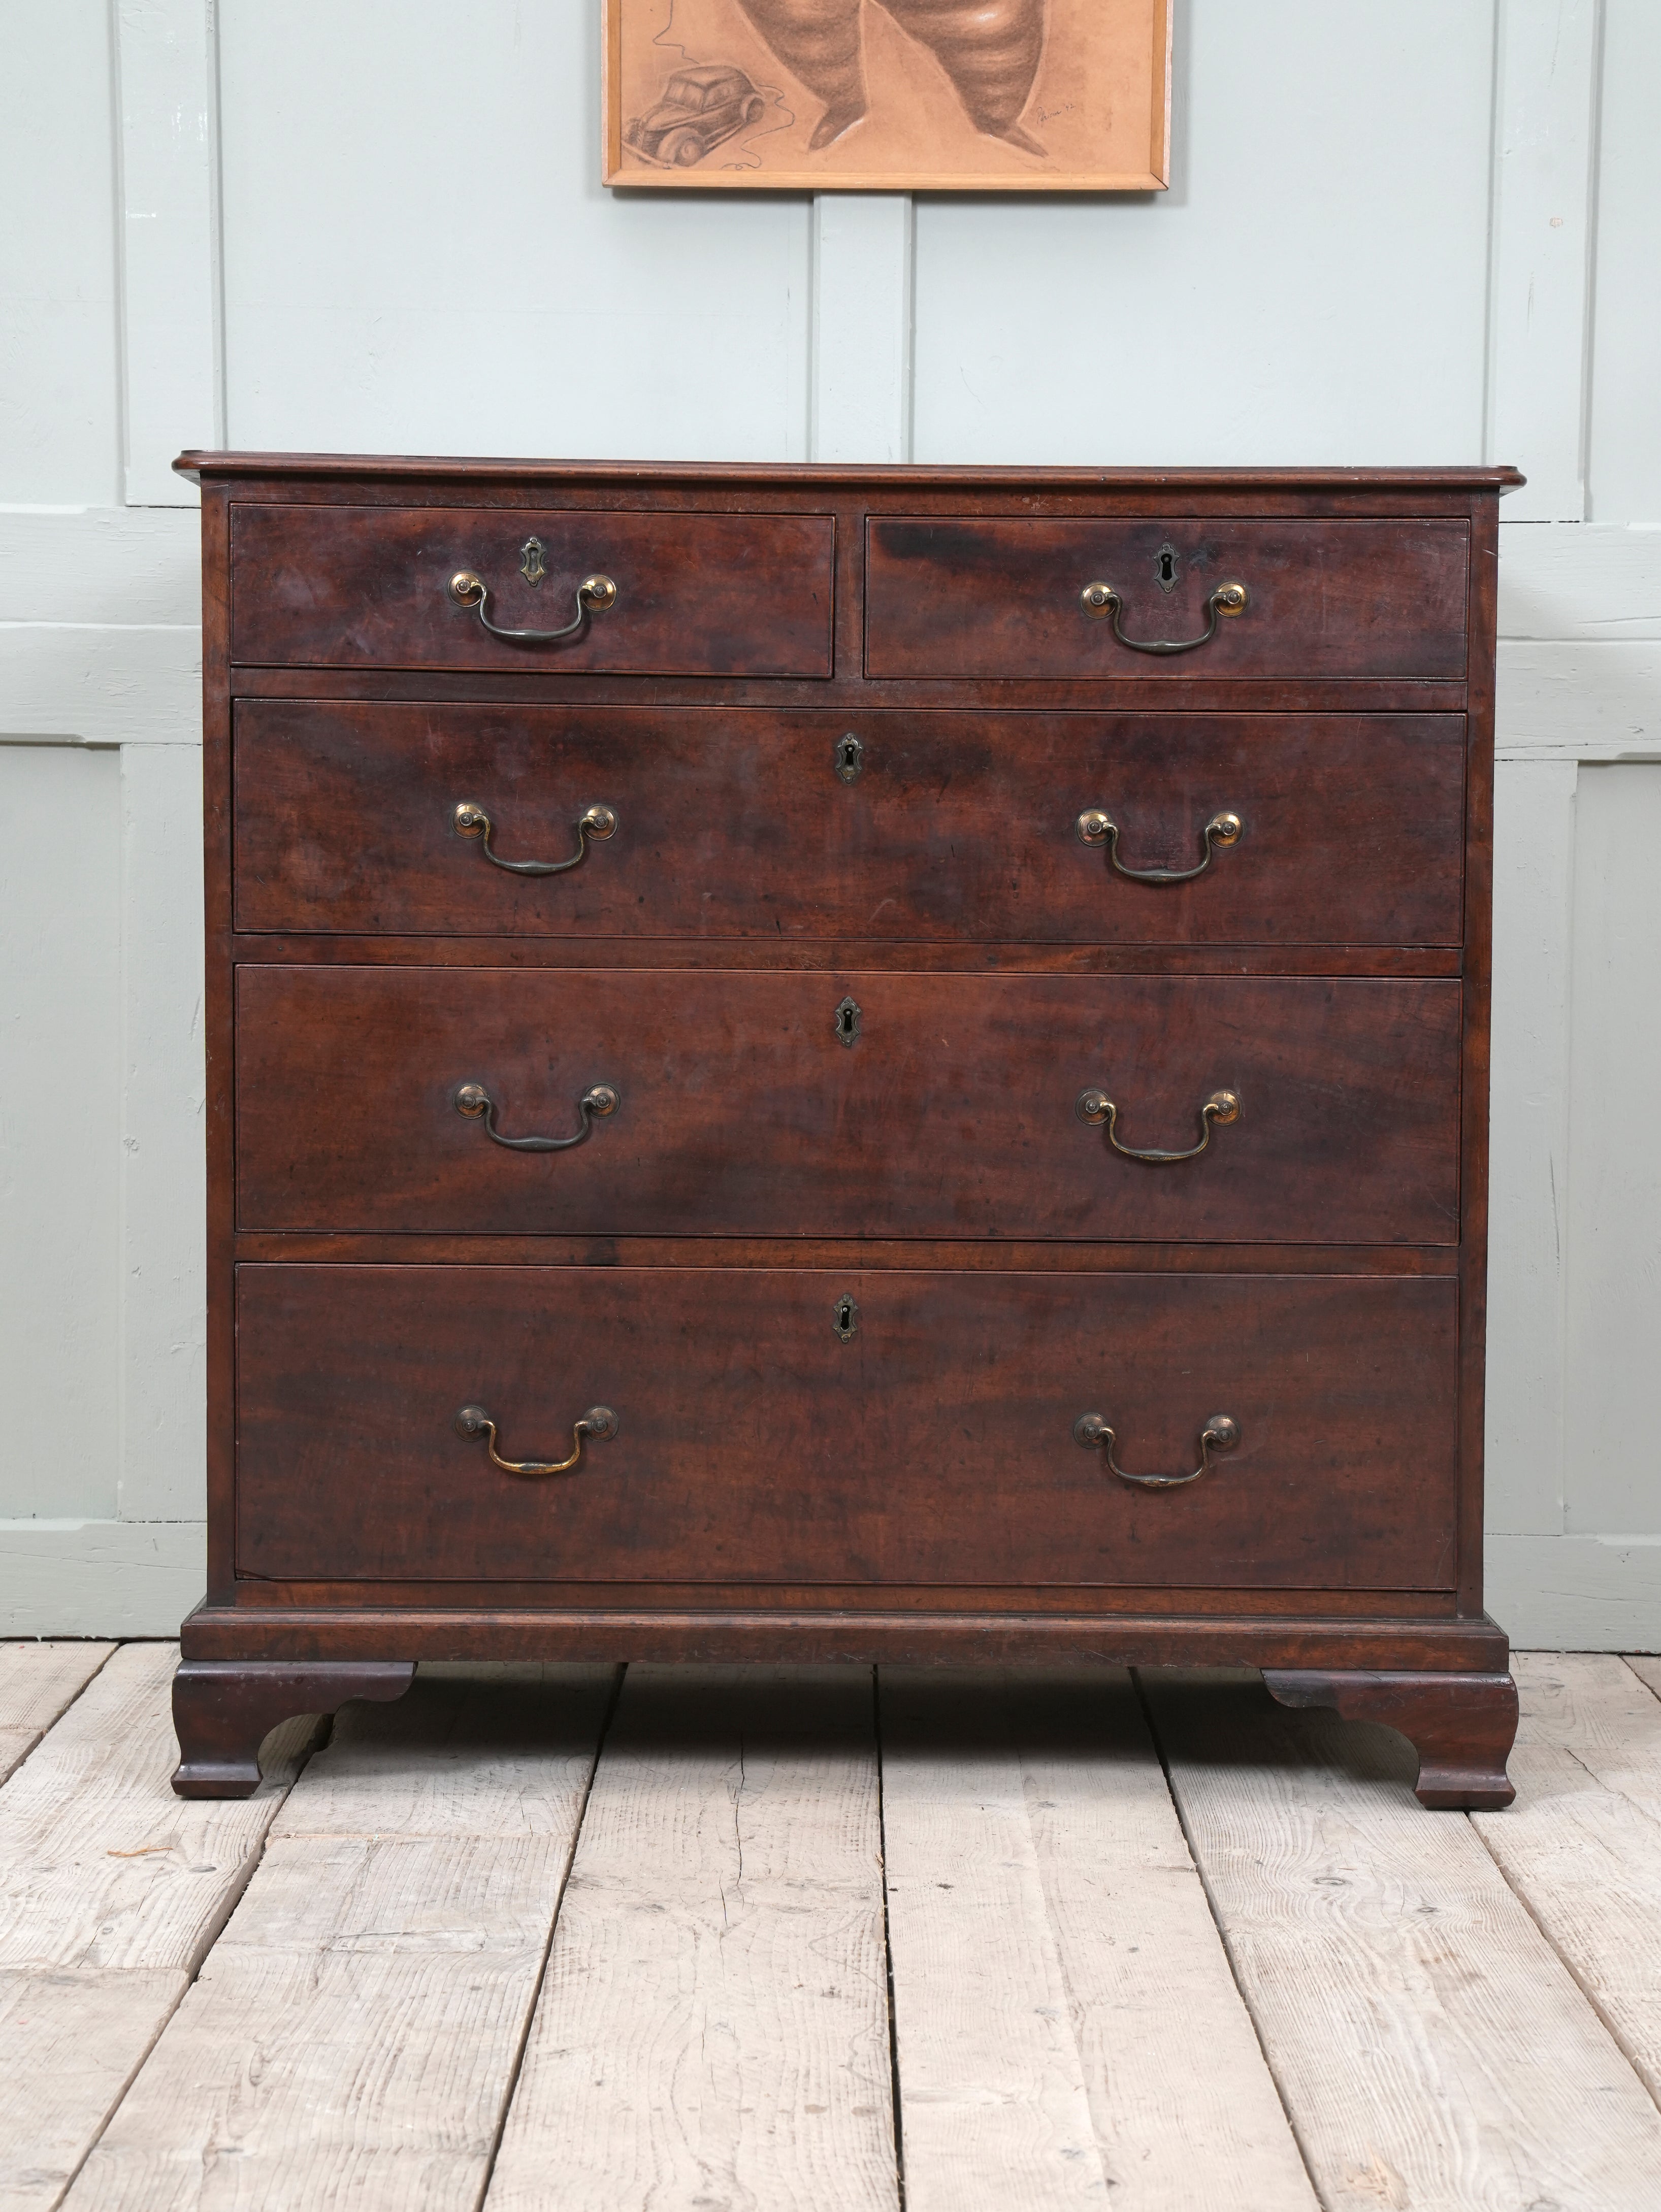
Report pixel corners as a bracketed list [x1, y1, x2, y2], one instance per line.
[603, 0, 1171, 192]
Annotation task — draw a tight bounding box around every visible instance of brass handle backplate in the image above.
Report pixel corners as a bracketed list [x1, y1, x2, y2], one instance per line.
[1076, 808, 1242, 884]
[1073, 1411, 1241, 1489]
[1076, 1087, 1240, 1164]
[455, 1080, 618, 1152]
[453, 800, 617, 877]
[1080, 579, 1248, 655]
[449, 569, 618, 644]
[455, 1402, 618, 1477]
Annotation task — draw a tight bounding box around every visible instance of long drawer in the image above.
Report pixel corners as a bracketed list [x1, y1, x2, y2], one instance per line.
[235, 1265, 1459, 1589]
[234, 967, 1462, 1242]
[232, 701, 1468, 945]
[229, 504, 836, 675]
[865, 516, 1470, 679]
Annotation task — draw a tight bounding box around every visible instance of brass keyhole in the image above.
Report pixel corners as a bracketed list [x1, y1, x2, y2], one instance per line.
[834, 995, 861, 1047]
[833, 1295, 859, 1342]
[1155, 542, 1180, 594]
[835, 733, 864, 783]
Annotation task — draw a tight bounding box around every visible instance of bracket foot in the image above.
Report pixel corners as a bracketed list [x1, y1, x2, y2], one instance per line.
[1262, 1667, 1518, 1809]
[171, 1659, 416, 1798]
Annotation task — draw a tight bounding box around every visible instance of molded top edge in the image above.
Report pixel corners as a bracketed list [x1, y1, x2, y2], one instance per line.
[174, 450, 1527, 492]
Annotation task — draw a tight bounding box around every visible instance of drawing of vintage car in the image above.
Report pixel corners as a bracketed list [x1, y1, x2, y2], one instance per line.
[624, 64, 768, 167]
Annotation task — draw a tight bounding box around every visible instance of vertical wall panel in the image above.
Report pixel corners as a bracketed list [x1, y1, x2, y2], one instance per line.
[117, 746, 206, 1526]
[1565, 764, 1661, 1535]
[911, 2, 1496, 466]
[811, 196, 913, 461]
[1486, 758, 1578, 1538]
[115, 0, 220, 503]
[1586, 0, 1661, 519]
[0, 0, 120, 503]
[0, 745, 122, 1518]
[217, 0, 811, 461]
[1486, 0, 1601, 519]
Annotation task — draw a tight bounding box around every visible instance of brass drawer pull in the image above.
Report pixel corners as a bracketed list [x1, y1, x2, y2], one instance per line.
[1080, 579, 1248, 654]
[448, 569, 618, 644]
[455, 1080, 618, 1151]
[1073, 1411, 1241, 1489]
[1076, 1086, 1240, 1163]
[455, 1401, 618, 1476]
[1076, 808, 1242, 884]
[453, 800, 617, 876]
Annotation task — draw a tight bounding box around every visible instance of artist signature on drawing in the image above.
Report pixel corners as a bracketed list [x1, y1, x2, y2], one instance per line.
[1036, 101, 1077, 124]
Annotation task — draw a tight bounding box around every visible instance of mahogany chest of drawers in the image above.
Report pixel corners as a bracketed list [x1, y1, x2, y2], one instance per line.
[170, 455, 1522, 1807]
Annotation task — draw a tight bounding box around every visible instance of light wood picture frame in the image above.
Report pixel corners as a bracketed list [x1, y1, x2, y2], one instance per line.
[603, 0, 1171, 192]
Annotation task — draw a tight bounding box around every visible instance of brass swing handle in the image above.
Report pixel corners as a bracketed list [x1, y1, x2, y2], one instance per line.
[455, 1080, 618, 1151]
[1081, 579, 1248, 654]
[1073, 1411, 1241, 1489]
[453, 800, 617, 876]
[1077, 808, 1242, 884]
[455, 1402, 618, 1476]
[1077, 1087, 1240, 1163]
[449, 569, 618, 643]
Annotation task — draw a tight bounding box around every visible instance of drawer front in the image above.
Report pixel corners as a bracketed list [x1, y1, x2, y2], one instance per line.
[233, 701, 1467, 946]
[229, 505, 835, 675]
[865, 517, 1470, 680]
[235, 968, 1462, 1243]
[235, 1265, 1458, 1590]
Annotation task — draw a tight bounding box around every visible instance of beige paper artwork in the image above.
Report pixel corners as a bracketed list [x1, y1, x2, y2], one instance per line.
[605, 0, 1171, 191]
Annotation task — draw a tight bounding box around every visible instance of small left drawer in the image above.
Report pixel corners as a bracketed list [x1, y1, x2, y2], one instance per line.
[229, 503, 836, 675]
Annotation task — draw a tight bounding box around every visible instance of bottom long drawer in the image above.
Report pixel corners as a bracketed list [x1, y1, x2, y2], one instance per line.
[235, 1266, 1459, 1591]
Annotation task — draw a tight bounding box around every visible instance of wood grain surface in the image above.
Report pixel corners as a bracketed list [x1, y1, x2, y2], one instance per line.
[232, 1265, 1460, 1590]
[233, 968, 1464, 1244]
[1145, 1667, 1661, 2211]
[230, 701, 1468, 946]
[488, 1666, 898, 2212]
[865, 516, 1470, 680]
[1471, 1653, 1661, 2099]
[192, 463, 1504, 1788]
[230, 504, 836, 676]
[879, 1668, 1318, 2212]
[0, 1640, 113, 1789]
[67, 1664, 614, 2212]
[15, 1638, 1660, 2209]
[0, 1646, 313, 2212]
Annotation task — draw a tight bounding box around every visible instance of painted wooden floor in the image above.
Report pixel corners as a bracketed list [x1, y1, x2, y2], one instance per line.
[3, 1650, 1661, 2209]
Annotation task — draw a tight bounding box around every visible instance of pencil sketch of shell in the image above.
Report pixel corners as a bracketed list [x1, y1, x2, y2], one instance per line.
[733, 0, 1049, 154]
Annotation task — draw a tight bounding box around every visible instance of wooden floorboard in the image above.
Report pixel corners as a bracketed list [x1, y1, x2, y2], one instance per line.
[63, 1663, 614, 2212]
[878, 1668, 1318, 2212]
[0, 1642, 114, 1790]
[485, 1665, 898, 2212]
[11, 1648, 1661, 2209]
[1143, 1666, 1661, 2212]
[0, 1643, 313, 2212]
[1470, 1653, 1661, 2102]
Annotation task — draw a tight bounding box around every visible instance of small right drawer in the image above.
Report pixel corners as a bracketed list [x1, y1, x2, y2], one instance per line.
[865, 516, 1470, 680]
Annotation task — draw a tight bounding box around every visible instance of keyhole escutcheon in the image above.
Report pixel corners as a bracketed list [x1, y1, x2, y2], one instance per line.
[835, 733, 864, 783]
[833, 1295, 859, 1342]
[834, 995, 862, 1047]
[1155, 542, 1180, 595]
